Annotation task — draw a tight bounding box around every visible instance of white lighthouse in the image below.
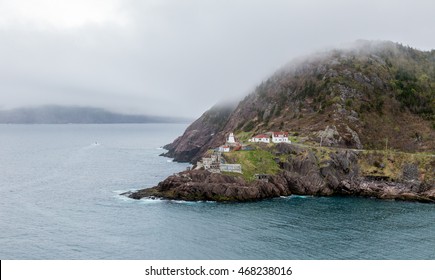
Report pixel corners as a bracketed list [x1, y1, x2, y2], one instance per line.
[227, 132, 236, 144]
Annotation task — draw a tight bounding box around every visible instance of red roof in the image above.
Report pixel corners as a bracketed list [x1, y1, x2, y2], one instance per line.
[273, 131, 288, 137]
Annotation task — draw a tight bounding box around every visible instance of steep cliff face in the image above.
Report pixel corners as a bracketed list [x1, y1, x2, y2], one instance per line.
[162, 103, 235, 162]
[164, 41, 435, 163]
[226, 41, 435, 153]
[132, 41, 435, 203]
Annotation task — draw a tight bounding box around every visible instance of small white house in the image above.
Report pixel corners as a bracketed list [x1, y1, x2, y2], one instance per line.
[272, 131, 289, 143]
[218, 145, 230, 152]
[249, 134, 270, 143]
[227, 132, 236, 144]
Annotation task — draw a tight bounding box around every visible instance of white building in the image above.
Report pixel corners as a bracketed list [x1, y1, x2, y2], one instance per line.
[227, 132, 236, 144]
[218, 145, 230, 152]
[249, 134, 270, 143]
[272, 131, 289, 143]
[220, 164, 242, 173]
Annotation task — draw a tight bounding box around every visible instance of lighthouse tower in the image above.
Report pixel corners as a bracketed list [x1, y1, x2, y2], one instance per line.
[227, 132, 236, 144]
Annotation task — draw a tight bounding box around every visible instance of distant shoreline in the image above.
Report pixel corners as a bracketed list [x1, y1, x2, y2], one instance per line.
[0, 122, 192, 125]
[0, 105, 193, 124]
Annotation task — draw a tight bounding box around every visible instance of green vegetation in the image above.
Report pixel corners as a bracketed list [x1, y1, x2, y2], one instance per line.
[288, 136, 300, 143]
[392, 67, 434, 120]
[304, 143, 434, 183]
[220, 138, 433, 185]
[358, 150, 435, 182]
[308, 145, 434, 183]
[223, 148, 281, 181]
[235, 131, 253, 142]
[229, 42, 434, 153]
[243, 120, 255, 132]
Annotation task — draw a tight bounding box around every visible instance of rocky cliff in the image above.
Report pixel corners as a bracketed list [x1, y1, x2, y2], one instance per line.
[127, 143, 435, 202]
[130, 41, 435, 203]
[163, 41, 435, 163]
[161, 103, 236, 162]
[126, 169, 290, 202]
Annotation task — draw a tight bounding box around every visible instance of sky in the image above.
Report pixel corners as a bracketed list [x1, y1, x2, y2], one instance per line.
[0, 0, 434, 118]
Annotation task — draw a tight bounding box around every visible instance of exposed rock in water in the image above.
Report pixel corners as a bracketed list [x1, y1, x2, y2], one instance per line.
[126, 170, 291, 202]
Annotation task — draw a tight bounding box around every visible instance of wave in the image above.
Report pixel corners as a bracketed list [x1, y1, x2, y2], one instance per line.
[113, 191, 165, 204]
[281, 195, 313, 199]
[170, 200, 216, 205]
[139, 197, 165, 204]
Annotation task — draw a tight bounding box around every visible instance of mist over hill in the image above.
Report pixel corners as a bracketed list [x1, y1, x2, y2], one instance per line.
[164, 41, 435, 163]
[140, 40, 435, 203]
[0, 105, 191, 124]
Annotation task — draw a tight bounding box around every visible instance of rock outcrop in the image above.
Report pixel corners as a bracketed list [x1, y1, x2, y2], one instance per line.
[162, 103, 235, 163]
[277, 144, 434, 202]
[125, 170, 291, 202]
[127, 144, 435, 203]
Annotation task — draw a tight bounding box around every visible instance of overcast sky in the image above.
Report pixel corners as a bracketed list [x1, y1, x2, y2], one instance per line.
[0, 0, 434, 118]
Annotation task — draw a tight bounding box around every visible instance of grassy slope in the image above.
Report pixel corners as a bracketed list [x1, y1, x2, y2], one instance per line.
[358, 150, 434, 182]
[223, 141, 434, 184]
[223, 148, 281, 181]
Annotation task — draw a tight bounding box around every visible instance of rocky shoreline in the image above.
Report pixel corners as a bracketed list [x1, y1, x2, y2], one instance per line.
[124, 170, 290, 202]
[125, 144, 435, 203]
[124, 169, 435, 203]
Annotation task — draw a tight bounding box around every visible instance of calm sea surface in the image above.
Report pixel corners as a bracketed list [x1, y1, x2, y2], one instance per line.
[0, 124, 434, 259]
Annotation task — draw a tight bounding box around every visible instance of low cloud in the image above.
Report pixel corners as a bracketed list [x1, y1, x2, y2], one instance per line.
[0, 0, 434, 118]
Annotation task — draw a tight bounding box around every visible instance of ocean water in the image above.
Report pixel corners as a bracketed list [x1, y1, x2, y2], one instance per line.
[0, 124, 434, 260]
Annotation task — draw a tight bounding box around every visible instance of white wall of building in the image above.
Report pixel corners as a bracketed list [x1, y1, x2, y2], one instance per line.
[271, 136, 289, 143]
[227, 133, 236, 143]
